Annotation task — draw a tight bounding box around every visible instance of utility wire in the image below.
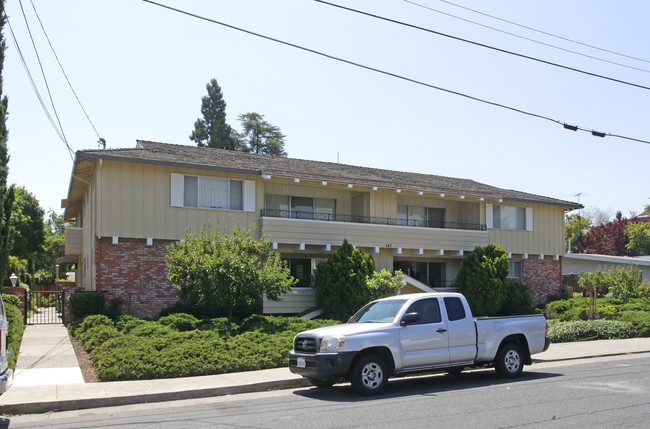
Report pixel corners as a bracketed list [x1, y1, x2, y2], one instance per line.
[16, 0, 73, 157]
[28, 0, 102, 141]
[437, 0, 650, 65]
[140, 0, 650, 145]
[403, 0, 650, 74]
[3, 13, 74, 160]
[315, 0, 650, 92]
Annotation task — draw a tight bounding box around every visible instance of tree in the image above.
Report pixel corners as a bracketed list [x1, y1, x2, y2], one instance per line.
[0, 4, 14, 287]
[456, 244, 509, 316]
[166, 223, 295, 327]
[314, 239, 377, 321]
[238, 112, 287, 157]
[34, 210, 68, 283]
[189, 79, 240, 150]
[626, 221, 650, 256]
[582, 212, 640, 256]
[565, 213, 591, 253]
[9, 187, 45, 288]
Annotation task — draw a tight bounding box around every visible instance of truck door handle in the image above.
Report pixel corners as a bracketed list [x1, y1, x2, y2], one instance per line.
[437, 328, 447, 333]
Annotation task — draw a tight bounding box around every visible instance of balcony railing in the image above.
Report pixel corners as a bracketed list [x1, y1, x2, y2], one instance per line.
[261, 209, 487, 231]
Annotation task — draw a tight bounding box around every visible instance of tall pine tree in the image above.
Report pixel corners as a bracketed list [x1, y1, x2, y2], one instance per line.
[190, 78, 239, 150]
[0, 1, 14, 286]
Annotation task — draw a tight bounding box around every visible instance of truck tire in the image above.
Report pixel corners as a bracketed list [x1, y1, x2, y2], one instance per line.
[308, 377, 334, 388]
[350, 354, 388, 395]
[495, 343, 524, 378]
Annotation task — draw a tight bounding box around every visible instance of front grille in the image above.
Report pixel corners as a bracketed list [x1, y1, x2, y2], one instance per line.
[294, 336, 318, 353]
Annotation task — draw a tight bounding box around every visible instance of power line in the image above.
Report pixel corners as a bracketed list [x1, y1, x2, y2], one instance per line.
[16, 0, 73, 157]
[140, 0, 650, 145]
[3, 13, 74, 160]
[437, 0, 650, 65]
[403, 0, 650, 74]
[315, 0, 650, 92]
[28, 0, 103, 142]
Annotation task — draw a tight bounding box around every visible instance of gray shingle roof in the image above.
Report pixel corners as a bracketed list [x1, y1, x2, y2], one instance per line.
[74, 140, 581, 209]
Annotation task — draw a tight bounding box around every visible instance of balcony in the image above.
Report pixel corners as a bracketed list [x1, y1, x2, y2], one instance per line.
[260, 209, 486, 231]
[260, 209, 489, 252]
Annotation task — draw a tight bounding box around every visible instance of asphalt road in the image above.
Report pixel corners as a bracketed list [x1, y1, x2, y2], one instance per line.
[5, 353, 650, 429]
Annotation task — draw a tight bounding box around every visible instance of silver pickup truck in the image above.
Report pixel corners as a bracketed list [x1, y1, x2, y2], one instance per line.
[289, 292, 549, 394]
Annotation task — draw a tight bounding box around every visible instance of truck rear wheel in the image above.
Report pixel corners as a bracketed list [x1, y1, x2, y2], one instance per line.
[350, 354, 388, 395]
[495, 343, 524, 378]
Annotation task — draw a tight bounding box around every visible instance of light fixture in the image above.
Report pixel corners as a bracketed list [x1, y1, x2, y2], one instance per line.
[563, 123, 578, 132]
[9, 273, 17, 287]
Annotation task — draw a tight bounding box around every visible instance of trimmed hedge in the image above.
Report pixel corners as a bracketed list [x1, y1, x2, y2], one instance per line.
[548, 319, 636, 343]
[68, 292, 105, 320]
[5, 300, 25, 370]
[72, 314, 338, 381]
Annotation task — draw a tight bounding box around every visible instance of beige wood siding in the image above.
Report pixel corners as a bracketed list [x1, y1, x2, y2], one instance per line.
[487, 202, 565, 255]
[263, 287, 316, 314]
[261, 217, 489, 251]
[96, 161, 261, 239]
[65, 227, 83, 254]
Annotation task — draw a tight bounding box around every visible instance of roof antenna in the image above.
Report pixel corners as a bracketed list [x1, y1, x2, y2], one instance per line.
[98, 138, 106, 149]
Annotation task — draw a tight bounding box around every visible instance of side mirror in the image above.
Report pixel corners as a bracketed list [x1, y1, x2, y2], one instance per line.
[401, 312, 420, 326]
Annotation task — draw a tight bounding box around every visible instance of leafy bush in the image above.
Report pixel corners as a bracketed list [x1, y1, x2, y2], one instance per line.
[105, 298, 124, 319]
[158, 313, 201, 332]
[2, 294, 21, 307]
[456, 244, 509, 316]
[608, 311, 650, 337]
[497, 279, 533, 316]
[5, 300, 25, 370]
[75, 313, 337, 381]
[68, 292, 105, 320]
[548, 319, 636, 343]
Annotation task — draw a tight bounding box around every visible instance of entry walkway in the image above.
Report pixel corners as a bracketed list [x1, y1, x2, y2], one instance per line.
[12, 325, 84, 387]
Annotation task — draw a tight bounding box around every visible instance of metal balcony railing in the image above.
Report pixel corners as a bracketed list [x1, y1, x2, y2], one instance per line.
[260, 209, 487, 231]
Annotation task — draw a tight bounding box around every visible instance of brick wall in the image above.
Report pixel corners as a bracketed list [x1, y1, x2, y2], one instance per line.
[522, 256, 562, 305]
[2, 287, 26, 315]
[95, 237, 179, 318]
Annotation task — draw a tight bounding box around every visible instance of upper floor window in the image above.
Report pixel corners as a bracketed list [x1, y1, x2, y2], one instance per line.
[266, 194, 336, 217]
[487, 204, 532, 231]
[397, 205, 445, 227]
[170, 173, 255, 212]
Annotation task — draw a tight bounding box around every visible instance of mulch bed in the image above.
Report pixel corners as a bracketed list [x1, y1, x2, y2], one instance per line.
[68, 331, 100, 383]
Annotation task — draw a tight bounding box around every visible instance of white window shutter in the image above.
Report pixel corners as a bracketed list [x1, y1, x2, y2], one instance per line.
[485, 204, 493, 229]
[170, 174, 184, 207]
[526, 207, 533, 231]
[243, 180, 256, 212]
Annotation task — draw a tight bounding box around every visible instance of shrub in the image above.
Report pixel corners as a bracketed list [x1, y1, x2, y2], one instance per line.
[2, 294, 21, 308]
[314, 239, 376, 322]
[80, 325, 121, 354]
[547, 319, 636, 343]
[608, 311, 650, 337]
[68, 292, 105, 320]
[456, 244, 509, 316]
[498, 279, 533, 316]
[5, 300, 24, 370]
[367, 269, 403, 300]
[158, 313, 201, 332]
[105, 298, 124, 319]
[114, 315, 146, 334]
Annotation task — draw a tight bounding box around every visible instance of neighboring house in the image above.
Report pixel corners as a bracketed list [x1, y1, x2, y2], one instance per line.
[563, 253, 650, 281]
[62, 140, 581, 317]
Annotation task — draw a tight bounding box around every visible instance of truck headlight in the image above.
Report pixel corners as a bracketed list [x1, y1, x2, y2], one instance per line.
[320, 335, 347, 352]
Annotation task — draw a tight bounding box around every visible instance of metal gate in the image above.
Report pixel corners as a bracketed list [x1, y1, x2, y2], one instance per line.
[24, 289, 65, 325]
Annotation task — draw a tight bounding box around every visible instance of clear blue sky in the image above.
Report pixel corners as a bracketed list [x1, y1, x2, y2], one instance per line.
[3, 0, 649, 218]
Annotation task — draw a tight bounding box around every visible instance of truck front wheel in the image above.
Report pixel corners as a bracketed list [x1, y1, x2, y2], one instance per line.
[495, 343, 524, 378]
[350, 354, 388, 395]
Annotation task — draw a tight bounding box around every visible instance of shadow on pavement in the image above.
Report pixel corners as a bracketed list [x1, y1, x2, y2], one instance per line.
[293, 368, 561, 402]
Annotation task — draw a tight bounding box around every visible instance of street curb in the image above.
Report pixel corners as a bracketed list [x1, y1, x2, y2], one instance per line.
[0, 377, 312, 415]
[532, 349, 650, 364]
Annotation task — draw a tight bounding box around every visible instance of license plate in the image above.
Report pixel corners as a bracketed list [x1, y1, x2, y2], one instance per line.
[297, 357, 306, 368]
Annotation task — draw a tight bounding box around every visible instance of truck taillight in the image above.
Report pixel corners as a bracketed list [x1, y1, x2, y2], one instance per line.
[545, 322, 549, 337]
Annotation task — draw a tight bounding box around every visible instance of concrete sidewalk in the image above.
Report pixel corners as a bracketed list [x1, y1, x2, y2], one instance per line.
[1, 327, 649, 415]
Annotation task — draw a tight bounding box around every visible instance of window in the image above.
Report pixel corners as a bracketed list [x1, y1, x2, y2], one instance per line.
[508, 261, 523, 279]
[285, 258, 312, 287]
[398, 205, 445, 227]
[444, 297, 466, 321]
[171, 174, 254, 211]
[266, 194, 336, 219]
[394, 261, 446, 288]
[488, 204, 532, 231]
[404, 298, 442, 324]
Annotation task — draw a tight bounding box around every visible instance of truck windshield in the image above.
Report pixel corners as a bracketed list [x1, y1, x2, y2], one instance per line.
[348, 299, 408, 323]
